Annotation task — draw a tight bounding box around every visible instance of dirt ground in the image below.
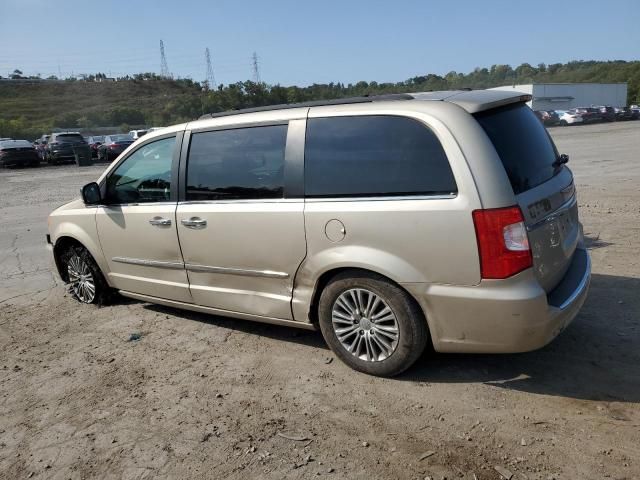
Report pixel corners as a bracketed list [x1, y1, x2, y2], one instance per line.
[1, 121, 639, 480]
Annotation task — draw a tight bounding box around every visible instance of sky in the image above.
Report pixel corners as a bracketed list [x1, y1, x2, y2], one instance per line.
[0, 0, 639, 86]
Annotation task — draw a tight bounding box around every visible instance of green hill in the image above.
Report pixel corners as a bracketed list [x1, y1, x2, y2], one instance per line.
[1, 60, 639, 140]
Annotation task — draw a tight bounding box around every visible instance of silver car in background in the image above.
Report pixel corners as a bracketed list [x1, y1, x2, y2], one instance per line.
[47, 90, 590, 376]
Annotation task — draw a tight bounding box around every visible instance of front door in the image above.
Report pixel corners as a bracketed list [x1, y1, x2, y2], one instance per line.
[176, 123, 306, 319]
[96, 135, 192, 303]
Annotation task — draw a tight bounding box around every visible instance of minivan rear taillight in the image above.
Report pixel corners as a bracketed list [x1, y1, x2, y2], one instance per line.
[472, 206, 532, 279]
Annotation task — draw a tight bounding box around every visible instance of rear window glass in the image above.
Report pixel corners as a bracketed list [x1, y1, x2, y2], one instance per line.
[111, 135, 133, 142]
[0, 140, 32, 149]
[474, 104, 559, 194]
[56, 134, 84, 142]
[305, 116, 457, 198]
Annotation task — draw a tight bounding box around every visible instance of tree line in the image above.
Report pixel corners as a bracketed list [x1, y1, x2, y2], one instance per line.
[1, 60, 638, 140]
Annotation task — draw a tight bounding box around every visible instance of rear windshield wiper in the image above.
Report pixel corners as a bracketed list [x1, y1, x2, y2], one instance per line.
[552, 153, 569, 169]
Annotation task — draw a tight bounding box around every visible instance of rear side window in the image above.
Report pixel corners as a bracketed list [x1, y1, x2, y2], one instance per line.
[474, 104, 559, 195]
[186, 125, 287, 201]
[304, 116, 457, 198]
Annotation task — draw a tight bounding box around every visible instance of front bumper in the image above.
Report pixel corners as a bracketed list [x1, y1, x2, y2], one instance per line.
[403, 248, 591, 354]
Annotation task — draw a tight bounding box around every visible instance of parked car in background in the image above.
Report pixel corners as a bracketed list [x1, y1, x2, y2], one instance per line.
[630, 107, 640, 120]
[573, 107, 603, 124]
[97, 134, 134, 162]
[47, 90, 591, 377]
[87, 136, 105, 158]
[614, 107, 631, 121]
[128, 129, 148, 140]
[46, 132, 88, 164]
[538, 110, 560, 126]
[595, 106, 616, 122]
[615, 107, 638, 121]
[558, 110, 584, 126]
[0, 139, 40, 167]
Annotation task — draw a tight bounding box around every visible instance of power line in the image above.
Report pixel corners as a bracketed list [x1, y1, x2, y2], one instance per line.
[205, 47, 216, 90]
[160, 40, 170, 78]
[251, 51, 261, 83]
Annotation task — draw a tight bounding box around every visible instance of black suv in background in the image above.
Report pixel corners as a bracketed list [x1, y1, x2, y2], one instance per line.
[46, 132, 88, 164]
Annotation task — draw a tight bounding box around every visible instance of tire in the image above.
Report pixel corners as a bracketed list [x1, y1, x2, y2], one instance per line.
[60, 244, 111, 305]
[559, 120, 568, 127]
[318, 271, 428, 377]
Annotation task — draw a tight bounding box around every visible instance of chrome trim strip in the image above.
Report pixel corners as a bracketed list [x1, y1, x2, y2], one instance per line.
[558, 249, 591, 310]
[112, 257, 185, 269]
[185, 263, 289, 279]
[179, 198, 298, 205]
[304, 193, 457, 203]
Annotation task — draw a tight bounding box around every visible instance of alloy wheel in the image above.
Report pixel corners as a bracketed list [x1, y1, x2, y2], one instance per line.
[331, 288, 399, 362]
[67, 254, 96, 303]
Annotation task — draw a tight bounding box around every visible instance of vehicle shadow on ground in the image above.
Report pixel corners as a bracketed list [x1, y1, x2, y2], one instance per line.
[143, 303, 328, 350]
[403, 273, 640, 403]
[140, 273, 639, 403]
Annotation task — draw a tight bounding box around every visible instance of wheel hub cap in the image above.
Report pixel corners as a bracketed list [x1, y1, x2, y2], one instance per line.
[67, 254, 96, 303]
[331, 288, 399, 362]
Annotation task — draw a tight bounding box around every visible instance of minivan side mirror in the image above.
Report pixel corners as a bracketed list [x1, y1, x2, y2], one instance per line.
[81, 182, 101, 205]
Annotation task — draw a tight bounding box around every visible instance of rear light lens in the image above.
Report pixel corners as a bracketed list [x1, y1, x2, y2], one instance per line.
[472, 206, 532, 279]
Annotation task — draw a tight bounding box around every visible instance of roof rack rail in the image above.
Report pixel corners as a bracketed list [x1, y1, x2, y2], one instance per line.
[198, 93, 414, 120]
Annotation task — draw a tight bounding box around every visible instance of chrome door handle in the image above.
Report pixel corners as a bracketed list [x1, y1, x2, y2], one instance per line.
[181, 217, 207, 229]
[149, 216, 172, 226]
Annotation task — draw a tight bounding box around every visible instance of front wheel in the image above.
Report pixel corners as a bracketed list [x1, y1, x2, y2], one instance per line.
[318, 271, 428, 377]
[559, 120, 568, 127]
[61, 245, 110, 304]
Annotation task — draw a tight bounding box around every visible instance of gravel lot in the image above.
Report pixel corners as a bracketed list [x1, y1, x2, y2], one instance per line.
[1, 122, 639, 479]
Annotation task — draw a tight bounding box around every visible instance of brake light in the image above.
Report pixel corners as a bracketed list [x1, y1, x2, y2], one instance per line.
[472, 206, 532, 279]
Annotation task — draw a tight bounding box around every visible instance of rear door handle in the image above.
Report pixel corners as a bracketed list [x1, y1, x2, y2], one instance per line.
[149, 216, 172, 226]
[181, 217, 207, 229]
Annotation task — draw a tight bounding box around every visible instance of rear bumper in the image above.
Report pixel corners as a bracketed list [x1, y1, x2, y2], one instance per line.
[403, 248, 591, 353]
[1, 154, 39, 166]
[50, 149, 75, 159]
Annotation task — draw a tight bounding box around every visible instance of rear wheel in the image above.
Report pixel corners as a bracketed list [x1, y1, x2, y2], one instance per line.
[559, 120, 568, 127]
[318, 271, 428, 377]
[61, 245, 110, 304]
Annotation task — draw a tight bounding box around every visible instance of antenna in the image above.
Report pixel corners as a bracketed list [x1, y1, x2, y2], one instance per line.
[251, 51, 261, 83]
[160, 40, 170, 78]
[205, 47, 217, 90]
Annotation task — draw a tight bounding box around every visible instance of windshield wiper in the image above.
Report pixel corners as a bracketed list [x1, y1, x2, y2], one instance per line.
[552, 153, 569, 169]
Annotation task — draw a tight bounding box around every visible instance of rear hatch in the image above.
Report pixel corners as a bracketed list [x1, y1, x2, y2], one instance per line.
[475, 103, 581, 292]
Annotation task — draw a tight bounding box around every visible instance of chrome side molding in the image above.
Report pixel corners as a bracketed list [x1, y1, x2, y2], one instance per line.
[112, 257, 185, 269]
[185, 264, 289, 279]
[111, 257, 289, 279]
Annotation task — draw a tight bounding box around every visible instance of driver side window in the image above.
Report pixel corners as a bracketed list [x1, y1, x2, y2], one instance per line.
[106, 136, 176, 204]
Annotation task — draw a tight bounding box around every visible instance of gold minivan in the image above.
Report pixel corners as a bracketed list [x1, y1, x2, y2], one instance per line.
[47, 90, 591, 376]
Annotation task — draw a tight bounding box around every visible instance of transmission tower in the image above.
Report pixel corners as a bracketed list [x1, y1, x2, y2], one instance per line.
[160, 40, 170, 78]
[251, 51, 261, 83]
[205, 47, 217, 90]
